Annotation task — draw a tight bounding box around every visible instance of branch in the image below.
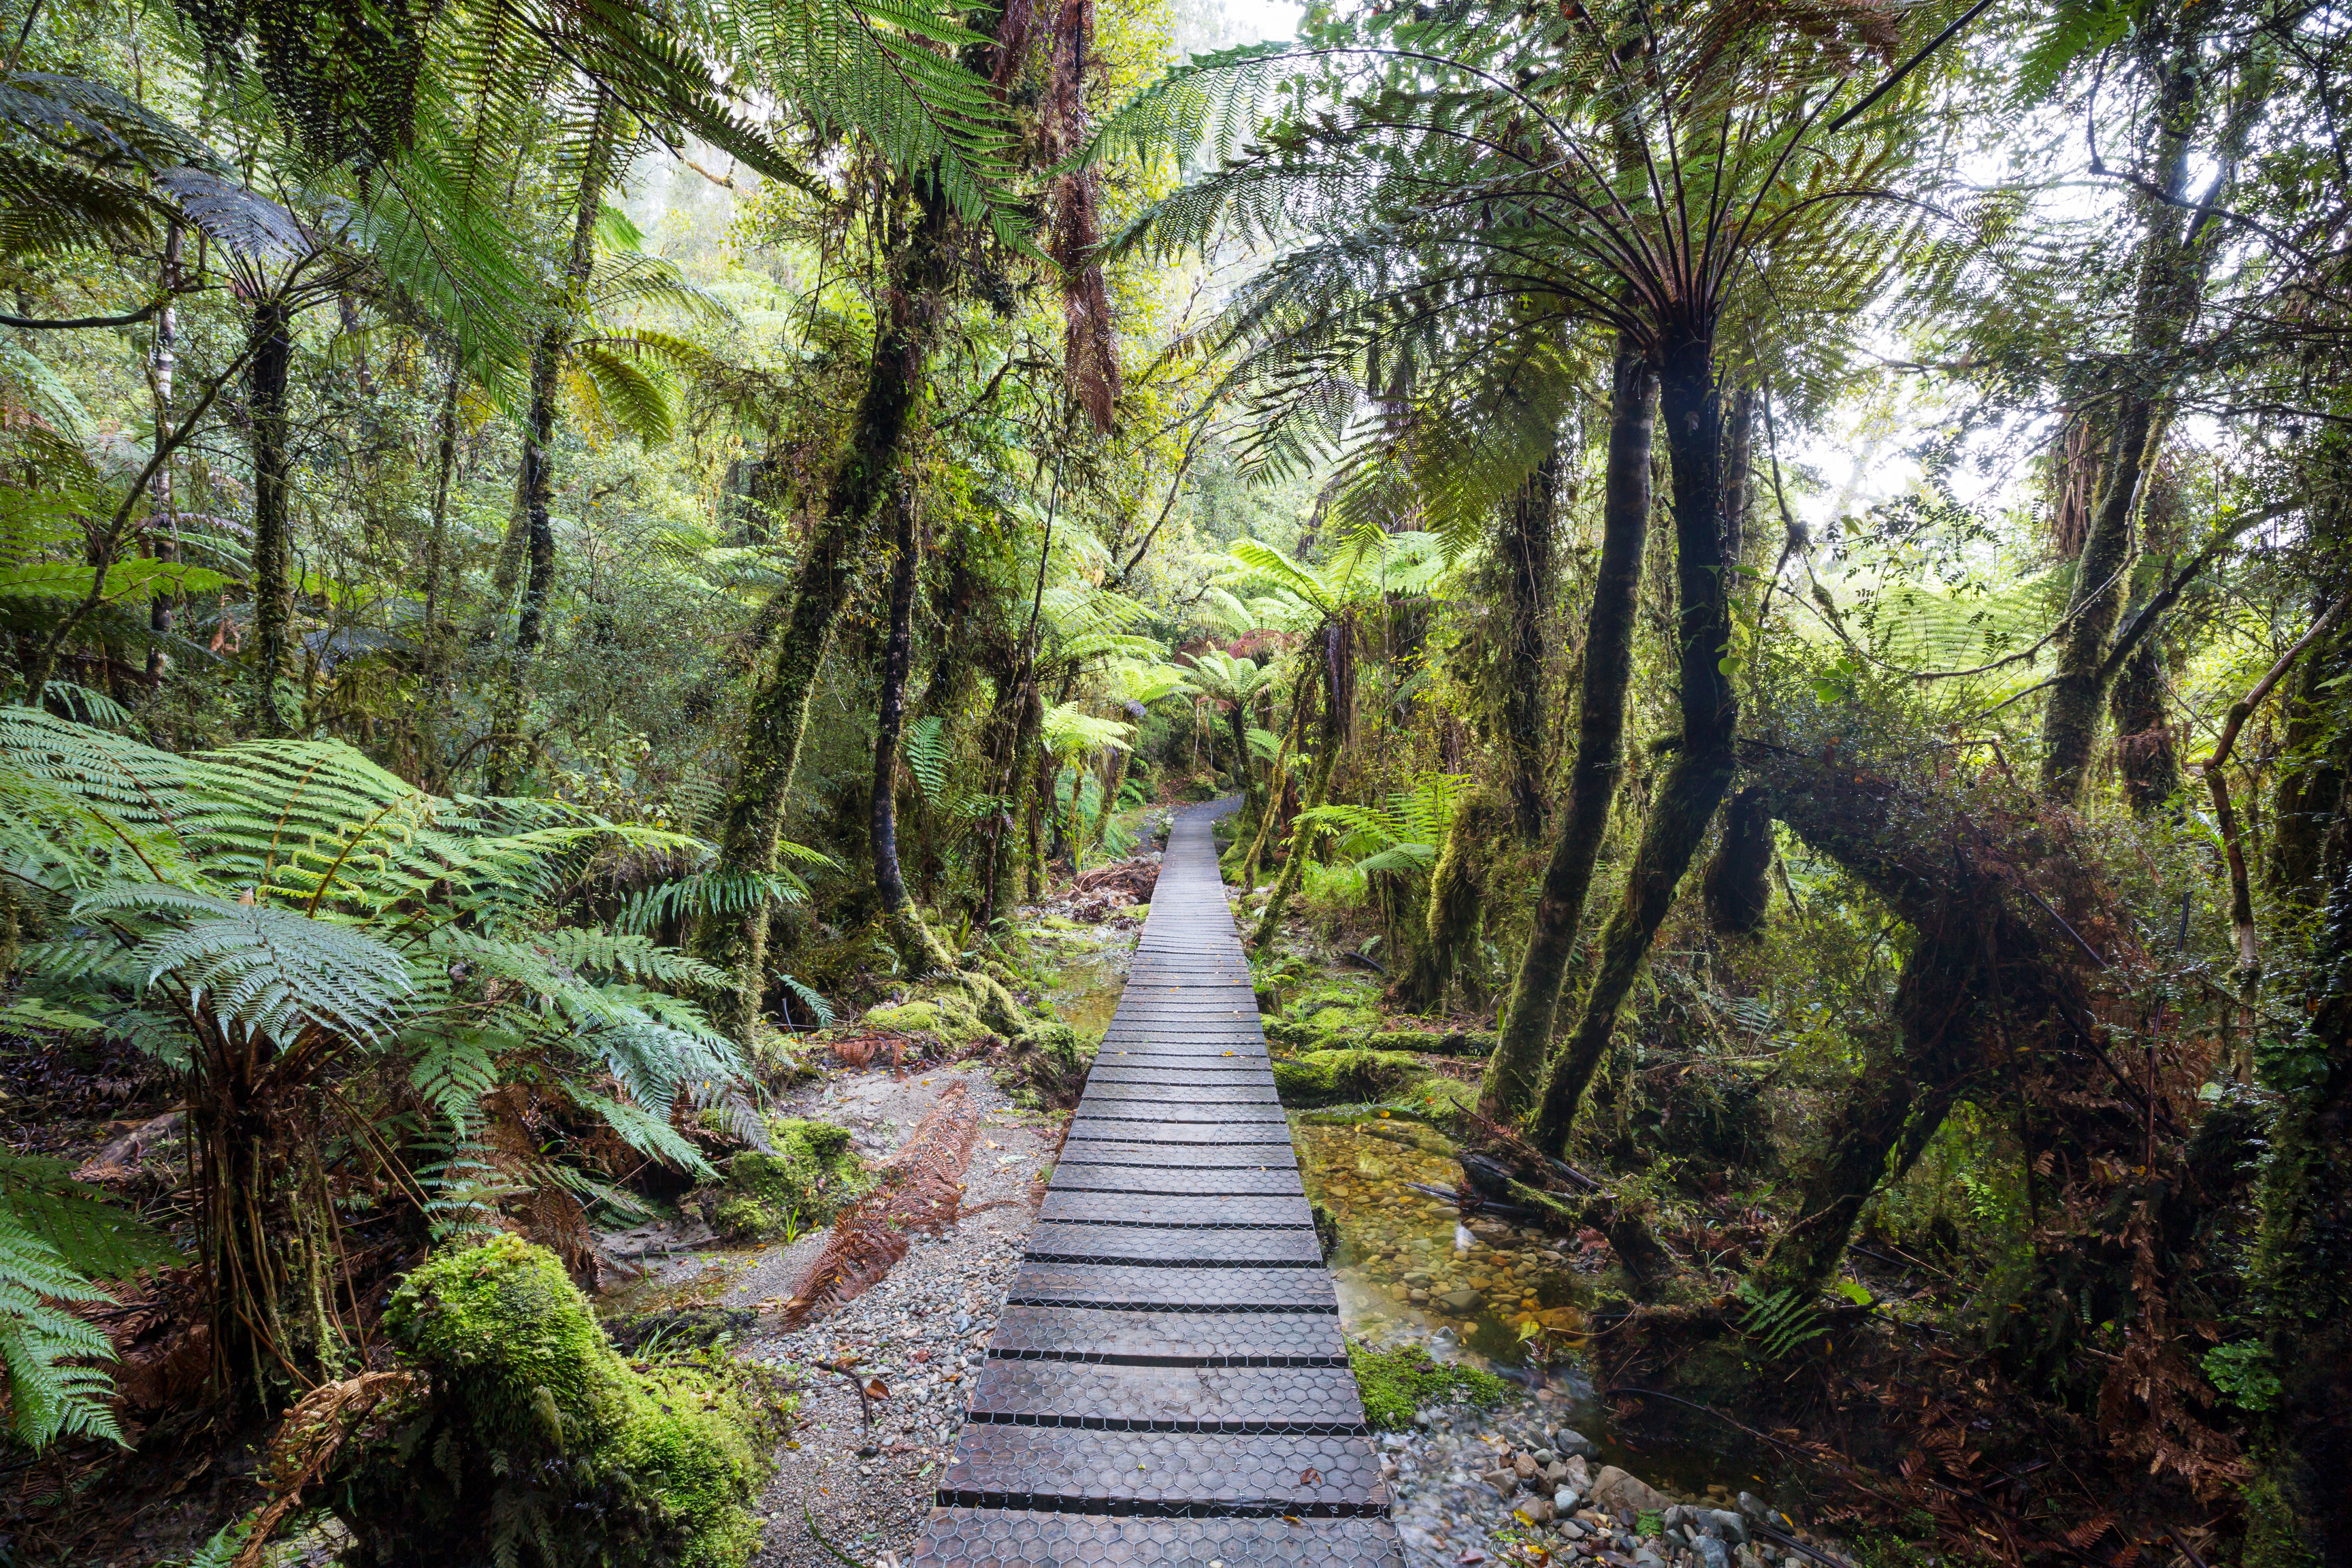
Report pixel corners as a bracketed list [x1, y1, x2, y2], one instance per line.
[1821, 0, 1998, 136]
[0, 298, 169, 330]
[2200, 590, 2352, 979]
[2093, 502, 2293, 688]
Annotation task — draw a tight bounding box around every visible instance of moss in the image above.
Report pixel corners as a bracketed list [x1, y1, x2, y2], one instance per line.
[346, 1235, 779, 1568]
[1346, 1339, 1509, 1431]
[2242, 1458, 2323, 1568]
[713, 1117, 870, 1239]
[1273, 1048, 1433, 1107]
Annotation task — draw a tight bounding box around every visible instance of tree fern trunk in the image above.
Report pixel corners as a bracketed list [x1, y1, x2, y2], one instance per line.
[1528, 335, 1740, 1154]
[419, 361, 462, 790]
[247, 296, 295, 738]
[2109, 628, 2181, 815]
[701, 177, 954, 1039]
[1392, 786, 1507, 1013]
[1482, 346, 1654, 1122]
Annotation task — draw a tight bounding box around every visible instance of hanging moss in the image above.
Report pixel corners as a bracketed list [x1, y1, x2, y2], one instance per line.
[332, 1235, 780, 1568]
[710, 1117, 872, 1240]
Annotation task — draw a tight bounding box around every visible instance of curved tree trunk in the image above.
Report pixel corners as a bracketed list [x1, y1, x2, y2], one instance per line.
[700, 177, 954, 1040]
[1528, 336, 1742, 1154]
[1481, 345, 1656, 1122]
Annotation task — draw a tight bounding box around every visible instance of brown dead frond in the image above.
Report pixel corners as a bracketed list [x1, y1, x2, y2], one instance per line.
[778, 1081, 981, 1327]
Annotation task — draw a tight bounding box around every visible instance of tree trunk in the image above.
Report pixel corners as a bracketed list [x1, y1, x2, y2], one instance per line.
[418, 362, 462, 790]
[1528, 336, 1741, 1154]
[1392, 786, 1508, 1012]
[489, 105, 614, 792]
[1701, 785, 1773, 935]
[700, 177, 955, 1039]
[1249, 630, 1341, 950]
[2038, 24, 2252, 804]
[248, 296, 295, 737]
[2109, 628, 2181, 815]
[1481, 345, 1656, 1122]
[2250, 485, 2352, 1565]
[146, 223, 182, 688]
[870, 487, 960, 975]
[1498, 445, 1558, 841]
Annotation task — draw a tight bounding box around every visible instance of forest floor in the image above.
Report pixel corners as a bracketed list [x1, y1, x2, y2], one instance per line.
[593, 885, 1149, 1568]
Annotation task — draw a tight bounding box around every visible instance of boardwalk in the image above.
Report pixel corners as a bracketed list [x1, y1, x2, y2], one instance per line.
[914, 801, 1403, 1565]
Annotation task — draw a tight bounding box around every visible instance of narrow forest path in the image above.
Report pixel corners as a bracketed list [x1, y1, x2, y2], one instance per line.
[914, 798, 1403, 1565]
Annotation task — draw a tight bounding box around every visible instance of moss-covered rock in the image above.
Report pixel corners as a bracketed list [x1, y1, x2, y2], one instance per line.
[710, 1117, 870, 1239]
[1345, 1338, 1508, 1430]
[1273, 1048, 1433, 1107]
[335, 1235, 778, 1568]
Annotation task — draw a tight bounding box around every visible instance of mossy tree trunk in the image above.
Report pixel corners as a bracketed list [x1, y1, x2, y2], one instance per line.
[1528, 336, 1742, 1154]
[2040, 18, 2264, 803]
[1701, 785, 1773, 934]
[1482, 344, 1655, 1122]
[1392, 786, 1508, 1012]
[701, 177, 954, 1039]
[869, 486, 960, 975]
[2108, 628, 2182, 815]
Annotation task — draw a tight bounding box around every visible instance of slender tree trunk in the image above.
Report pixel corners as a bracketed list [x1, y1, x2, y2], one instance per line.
[700, 177, 955, 1039]
[1239, 655, 1313, 889]
[2038, 27, 2251, 803]
[248, 296, 295, 737]
[1250, 630, 1340, 949]
[1529, 336, 1741, 1154]
[417, 361, 462, 788]
[489, 105, 614, 791]
[870, 487, 960, 974]
[1482, 346, 1656, 1122]
[1498, 444, 1558, 841]
[146, 223, 182, 688]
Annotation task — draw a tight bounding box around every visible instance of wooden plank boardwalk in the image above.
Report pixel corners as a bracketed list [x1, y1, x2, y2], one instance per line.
[914, 800, 1404, 1565]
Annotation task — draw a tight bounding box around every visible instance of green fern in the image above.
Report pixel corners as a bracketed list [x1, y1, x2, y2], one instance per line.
[1735, 1280, 1829, 1361]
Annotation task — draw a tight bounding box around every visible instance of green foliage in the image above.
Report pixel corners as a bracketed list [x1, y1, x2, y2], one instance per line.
[709, 1117, 872, 1239]
[1298, 773, 1471, 877]
[1734, 1280, 1830, 1361]
[2202, 1342, 2282, 1412]
[1345, 1338, 1508, 1431]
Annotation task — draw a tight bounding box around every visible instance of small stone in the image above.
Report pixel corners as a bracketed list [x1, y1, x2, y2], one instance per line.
[1555, 1487, 1581, 1515]
[1480, 1467, 1518, 1494]
[1591, 1466, 1671, 1517]
[1514, 1454, 1540, 1480]
[1534, 1448, 1557, 1465]
[1698, 1537, 1731, 1568]
[1553, 1427, 1598, 1458]
[1736, 1492, 1774, 1523]
[1517, 1499, 1557, 1526]
[1546, 1459, 1571, 1485]
[1440, 1288, 1483, 1313]
[1703, 1509, 1750, 1545]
